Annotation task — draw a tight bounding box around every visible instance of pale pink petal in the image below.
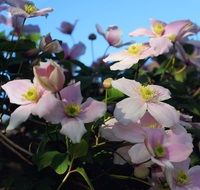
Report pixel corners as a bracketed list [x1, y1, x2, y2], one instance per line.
[189, 166, 200, 187]
[114, 146, 132, 165]
[70, 42, 86, 59]
[32, 7, 53, 17]
[167, 144, 192, 162]
[113, 122, 145, 143]
[79, 97, 106, 123]
[7, 104, 34, 130]
[2, 79, 34, 105]
[111, 77, 141, 97]
[103, 50, 130, 62]
[105, 26, 122, 47]
[110, 57, 139, 70]
[149, 37, 172, 56]
[173, 158, 190, 174]
[140, 112, 161, 128]
[128, 144, 151, 164]
[147, 102, 180, 127]
[60, 82, 83, 104]
[114, 97, 147, 125]
[8, 6, 29, 17]
[129, 28, 154, 37]
[60, 118, 86, 143]
[32, 94, 65, 124]
[149, 85, 171, 101]
[96, 24, 105, 36]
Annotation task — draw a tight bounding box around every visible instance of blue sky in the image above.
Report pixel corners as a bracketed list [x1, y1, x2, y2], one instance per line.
[5, 0, 200, 65]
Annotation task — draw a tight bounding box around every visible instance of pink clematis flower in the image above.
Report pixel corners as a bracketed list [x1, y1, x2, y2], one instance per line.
[33, 82, 106, 143]
[103, 43, 155, 70]
[4, 0, 53, 18]
[128, 128, 193, 166]
[129, 19, 199, 56]
[33, 60, 65, 93]
[58, 20, 78, 35]
[2, 79, 47, 130]
[111, 77, 180, 127]
[169, 159, 200, 190]
[96, 24, 123, 47]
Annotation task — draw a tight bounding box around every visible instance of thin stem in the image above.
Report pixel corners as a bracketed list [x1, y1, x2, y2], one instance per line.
[103, 45, 110, 57]
[0, 132, 33, 156]
[57, 157, 74, 190]
[0, 138, 33, 165]
[70, 34, 75, 45]
[91, 40, 95, 63]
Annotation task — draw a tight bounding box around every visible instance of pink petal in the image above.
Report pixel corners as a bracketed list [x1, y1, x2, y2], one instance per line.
[113, 122, 145, 143]
[189, 166, 200, 187]
[60, 82, 83, 104]
[60, 118, 87, 143]
[129, 28, 154, 37]
[70, 42, 86, 59]
[114, 97, 147, 125]
[2, 79, 34, 105]
[79, 97, 106, 123]
[128, 144, 151, 164]
[149, 84, 171, 101]
[111, 77, 141, 97]
[96, 24, 105, 36]
[147, 102, 180, 127]
[32, 94, 65, 124]
[167, 143, 192, 162]
[32, 7, 53, 17]
[7, 104, 34, 130]
[140, 112, 161, 128]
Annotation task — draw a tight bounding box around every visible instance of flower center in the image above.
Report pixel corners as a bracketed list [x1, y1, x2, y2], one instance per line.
[168, 34, 176, 42]
[128, 43, 143, 56]
[24, 3, 37, 14]
[22, 87, 38, 102]
[64, 103, 81, 117]
[176, 171, 190, 186]
[153, 23, 165, 36]
[154, 144, 166, 158]
[139, 85, 155, 101]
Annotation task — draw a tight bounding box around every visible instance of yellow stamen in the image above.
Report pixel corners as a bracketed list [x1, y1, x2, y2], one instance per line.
[128, 43, 143, 56]
[22, 87, 38, 102]
[139, 85, 155, 101]
[176, 170, 190, 186]
[24, 3, 37, 14]
[168, 34, 176, 42]
[154, 144, 166, 158]
[153, 23, 165, 36]
[64, 103, 81, 117]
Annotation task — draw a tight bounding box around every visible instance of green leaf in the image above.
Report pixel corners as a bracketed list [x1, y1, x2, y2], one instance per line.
[37, 151, 60, 170]
[75, 167, 94, 190]
[107, 87, 124, 102]
[69, 139, 88, 159]
[51, 154, 69, 175]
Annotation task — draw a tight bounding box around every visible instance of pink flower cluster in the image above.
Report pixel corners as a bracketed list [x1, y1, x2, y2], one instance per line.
[100, 77, 200, 189]
[2, 60, 106, 143]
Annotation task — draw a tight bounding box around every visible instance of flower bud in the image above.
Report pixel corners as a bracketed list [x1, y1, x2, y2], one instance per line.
[33, 60, 65, 92]
[103, 78, 113, 89]
[105, 26, 122, 47]
[134, 165, 149, 179]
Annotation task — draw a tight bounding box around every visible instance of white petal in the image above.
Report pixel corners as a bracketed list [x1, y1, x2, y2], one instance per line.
[7, 104, 34, 130]
[60, 118, 87, 143]
[114, 97, 147, 125]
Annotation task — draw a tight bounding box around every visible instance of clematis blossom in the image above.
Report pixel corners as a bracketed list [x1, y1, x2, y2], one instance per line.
[2, 79, 47, 130]
[111, 77, 180, 127]
[58, 20, 78, 35]
[169, 159, 200, 190]
[129, 19, 199, 56]
[4, 0, 53, 18]
[103, 43, 155, 70]
[33, 82, 106, 143]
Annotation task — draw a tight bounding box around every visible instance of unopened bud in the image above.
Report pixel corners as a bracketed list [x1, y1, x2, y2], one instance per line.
[103, 78, 113, 89]
[134, 165, 149, 179]
[88, 33, 97, 40]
